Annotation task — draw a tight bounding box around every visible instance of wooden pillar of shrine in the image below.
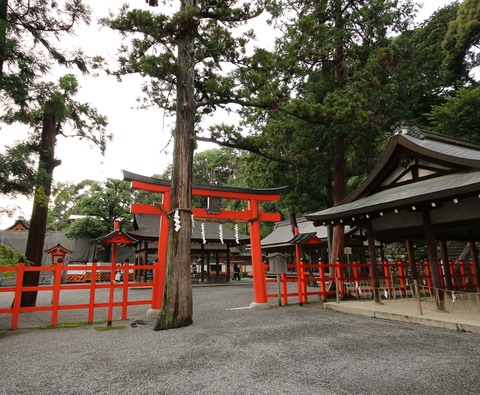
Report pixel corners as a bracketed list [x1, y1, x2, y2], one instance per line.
[423, 211, 445, 310]
[366, 224, 380, 303]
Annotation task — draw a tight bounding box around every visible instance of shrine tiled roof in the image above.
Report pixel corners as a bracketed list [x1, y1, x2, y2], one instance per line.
[129, 214, 250, 244]
[306, 126, 480, 226]
[306, 170, 480, 224]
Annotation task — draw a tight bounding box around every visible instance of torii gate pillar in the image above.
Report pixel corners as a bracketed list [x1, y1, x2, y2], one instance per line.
[248, 198, 269, 308]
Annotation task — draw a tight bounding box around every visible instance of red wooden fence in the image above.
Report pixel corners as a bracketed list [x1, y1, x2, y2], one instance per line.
[0, 260, 157, 330]
[264, 258, 478, 304]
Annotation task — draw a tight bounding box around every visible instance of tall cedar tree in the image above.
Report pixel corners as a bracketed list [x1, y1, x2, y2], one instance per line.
[3, 75, 110, 307]
[0, 2, 97, 306]
[102, 0, 267, 329]
[216, 0, 417, 264]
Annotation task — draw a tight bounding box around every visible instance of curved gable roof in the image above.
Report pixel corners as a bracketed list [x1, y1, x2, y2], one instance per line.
[306, 126, 480, 227]
[344, 127, 480, 203]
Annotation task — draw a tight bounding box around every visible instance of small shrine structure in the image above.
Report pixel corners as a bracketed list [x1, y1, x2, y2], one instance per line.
[97, 220, 138, 272]
[44, 243, 72, 265]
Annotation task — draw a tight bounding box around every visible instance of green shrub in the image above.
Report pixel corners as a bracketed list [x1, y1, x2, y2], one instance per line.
[0, 244, 29, 277]
[0, 243, 28, 266]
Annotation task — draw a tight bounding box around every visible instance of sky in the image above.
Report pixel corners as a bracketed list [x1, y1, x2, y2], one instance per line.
[0, 0, 458, 228]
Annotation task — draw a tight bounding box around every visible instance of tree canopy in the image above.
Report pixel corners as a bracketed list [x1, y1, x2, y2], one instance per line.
[0, 0, 91, 108]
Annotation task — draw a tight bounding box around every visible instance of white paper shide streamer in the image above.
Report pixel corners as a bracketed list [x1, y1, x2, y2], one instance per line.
[219, 224, 224, 244]
[234, 224, 239, 244]
[174, 209, 181, 232]
[201, 222, 206, 244]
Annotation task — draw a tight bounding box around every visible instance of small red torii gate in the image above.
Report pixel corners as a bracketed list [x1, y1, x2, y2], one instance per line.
[123, 170, 287, 312]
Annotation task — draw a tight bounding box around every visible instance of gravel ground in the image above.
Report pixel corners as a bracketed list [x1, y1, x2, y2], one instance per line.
[1, 279, 480, 395]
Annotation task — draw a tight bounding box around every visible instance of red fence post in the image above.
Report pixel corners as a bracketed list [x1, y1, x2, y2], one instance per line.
[122, 259, 129, 320]
[11, 260, 25, 330]
[88, 260, 97, 323]
[300, 258, 308, 304]
[51, 260, 63, 327]
[335, 259, 343, 300]
[281, 273, 288, 305]
[459, 259, 467, 291]
[318, 259, 326, 301]
[398, 260, 405, 292]
[107, 261, 115, 326]
[383, 259, 391, 290]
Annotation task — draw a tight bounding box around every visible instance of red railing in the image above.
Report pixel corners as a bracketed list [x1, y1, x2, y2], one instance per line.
[0, 260, 157, 330]
[264, 258, 479, 304]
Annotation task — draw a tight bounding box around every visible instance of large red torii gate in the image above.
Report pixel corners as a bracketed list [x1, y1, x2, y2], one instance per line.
[123, 170, 287, 313]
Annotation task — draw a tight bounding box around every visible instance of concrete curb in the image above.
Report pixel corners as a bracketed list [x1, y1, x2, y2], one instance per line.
[324, 302, 480, 334]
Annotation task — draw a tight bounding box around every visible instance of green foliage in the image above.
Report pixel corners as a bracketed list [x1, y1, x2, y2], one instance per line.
[48, 179, 134, 240]
[0, 142, 37, 196]
[443, 0, 480, 85]
[225, 0, 420, 215]
[100, 1, 267, 120]
[94, 324, 126, 331]
[389, 2, 462, 126]
[0, 0, 91, 108]
[0, 243, 28, 267]
[1, 74, 111, 154]
[428, 86, 480, 141]
[38, 320, 109, 329]
[0, 2, 109, 199]
[0, 74, 111, 198]
[192, 148, 240, 185]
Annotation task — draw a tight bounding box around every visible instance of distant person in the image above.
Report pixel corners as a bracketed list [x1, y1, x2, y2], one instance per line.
[232, 263, 241, 281]
[115, 264, 123, 283]
[115, 258, 128, 283]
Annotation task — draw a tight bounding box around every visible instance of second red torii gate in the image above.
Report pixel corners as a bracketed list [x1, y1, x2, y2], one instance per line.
[123, 170, 287, 313]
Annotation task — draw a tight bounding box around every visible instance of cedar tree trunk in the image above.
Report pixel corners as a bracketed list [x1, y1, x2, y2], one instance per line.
[21, 101, 61, 306]
[154, 0, 196, 330]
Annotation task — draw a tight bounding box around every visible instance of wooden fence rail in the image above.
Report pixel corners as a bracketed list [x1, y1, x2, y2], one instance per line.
[0, 260, 158, 330]
[265, 259, 479, 305]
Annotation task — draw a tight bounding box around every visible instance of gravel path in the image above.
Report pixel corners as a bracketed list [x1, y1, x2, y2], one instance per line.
[1, 279, 479, 395]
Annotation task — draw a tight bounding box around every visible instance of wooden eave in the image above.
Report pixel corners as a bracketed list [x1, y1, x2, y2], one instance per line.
[307, 170, 480, 225]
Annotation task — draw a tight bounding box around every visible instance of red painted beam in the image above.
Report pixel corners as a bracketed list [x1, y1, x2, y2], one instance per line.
[131, 204, 281, 223]
[130, 180, 170, 194]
